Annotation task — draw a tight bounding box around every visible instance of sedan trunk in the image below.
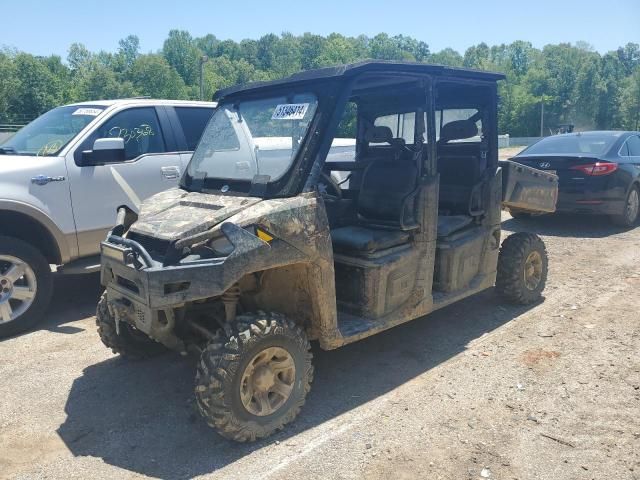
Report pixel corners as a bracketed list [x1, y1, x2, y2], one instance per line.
[512, 154, 621, 211]
[511, 155, 612, 186]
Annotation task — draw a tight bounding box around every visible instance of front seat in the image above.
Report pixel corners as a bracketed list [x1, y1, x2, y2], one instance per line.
[331, 126, 418, 255]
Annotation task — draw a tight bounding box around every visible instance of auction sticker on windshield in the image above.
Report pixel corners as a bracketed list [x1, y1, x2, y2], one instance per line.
[72, 108, 103, 116]
[272, 103, 309, 120]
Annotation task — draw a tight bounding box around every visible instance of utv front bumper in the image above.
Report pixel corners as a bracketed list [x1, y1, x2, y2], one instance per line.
[100, 223, 273, 340]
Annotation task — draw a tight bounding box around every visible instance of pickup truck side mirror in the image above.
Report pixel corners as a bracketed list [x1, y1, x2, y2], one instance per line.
[81, 137, 126, 165]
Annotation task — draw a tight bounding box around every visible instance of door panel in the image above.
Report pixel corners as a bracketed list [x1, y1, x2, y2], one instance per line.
[67, 107, 184, 257]
[10, 156, 78, 259]
[69, 152, 184, 256]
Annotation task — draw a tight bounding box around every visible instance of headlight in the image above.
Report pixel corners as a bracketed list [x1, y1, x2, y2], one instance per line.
[209, 235, 235, 256]
[203, 224, 273, 258]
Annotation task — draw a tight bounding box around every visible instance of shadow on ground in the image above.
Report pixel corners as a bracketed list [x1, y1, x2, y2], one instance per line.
[44, 273, 103, 334]
[1, 273, 103, 340]
[503, 213, 631, 238]
[57, 289, 538, 479]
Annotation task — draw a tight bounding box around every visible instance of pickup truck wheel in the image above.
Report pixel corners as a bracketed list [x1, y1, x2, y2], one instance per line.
[0, 236, 53, 338]
[496, 232, 548, 305]
[96, 293, 165, 359]
[611, 185, 640, 228]
[195, 312, 313, 442]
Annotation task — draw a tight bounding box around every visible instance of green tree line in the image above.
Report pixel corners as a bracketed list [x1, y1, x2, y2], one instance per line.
[1, 32, 639, 135]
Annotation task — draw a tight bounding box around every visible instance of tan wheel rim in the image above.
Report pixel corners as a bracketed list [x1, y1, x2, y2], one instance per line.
[524, 251, 543, 291]
[240, 346, 296, 416]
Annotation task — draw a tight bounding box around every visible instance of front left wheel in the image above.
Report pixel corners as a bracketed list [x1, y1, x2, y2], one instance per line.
[96, 293, 166, 359]
[0, 236, 53, 338]
[195, 312, 313, 442]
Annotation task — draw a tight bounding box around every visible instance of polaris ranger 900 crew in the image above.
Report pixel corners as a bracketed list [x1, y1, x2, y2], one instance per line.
[97, 61, 558, 441]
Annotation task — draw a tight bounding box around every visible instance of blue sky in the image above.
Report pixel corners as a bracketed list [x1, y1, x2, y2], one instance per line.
[1, 0, 639, 58]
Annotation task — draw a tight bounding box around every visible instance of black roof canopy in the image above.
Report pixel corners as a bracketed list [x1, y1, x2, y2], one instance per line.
[214, 60, 506, 101]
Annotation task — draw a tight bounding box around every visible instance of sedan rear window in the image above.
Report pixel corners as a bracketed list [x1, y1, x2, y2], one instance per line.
[522, 134, 617, 156]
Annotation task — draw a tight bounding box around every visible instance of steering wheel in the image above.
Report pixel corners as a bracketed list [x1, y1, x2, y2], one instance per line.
[319, 172, 343, 200]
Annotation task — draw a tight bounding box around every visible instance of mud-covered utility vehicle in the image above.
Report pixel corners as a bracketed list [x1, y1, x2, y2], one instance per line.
[97, 61, 558, 442]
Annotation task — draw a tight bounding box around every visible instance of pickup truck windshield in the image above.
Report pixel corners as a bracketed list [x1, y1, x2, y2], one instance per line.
[0, 105, 105, 156]
[187, 93, 318, 184]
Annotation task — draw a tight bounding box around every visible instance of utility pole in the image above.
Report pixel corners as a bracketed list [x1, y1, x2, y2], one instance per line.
[540, 100, 544, 137]
[199, 55, 209, 101]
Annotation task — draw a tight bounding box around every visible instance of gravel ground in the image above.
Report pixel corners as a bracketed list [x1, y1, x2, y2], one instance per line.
[498, 146, 525, 160]
[1, 212, 639, 480]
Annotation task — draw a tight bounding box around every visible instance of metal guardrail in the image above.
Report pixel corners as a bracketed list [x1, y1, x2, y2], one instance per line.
[0, 124, 23, 144]
[1, 113, 34, 123]
[508, 136, 543, 147]
[497, 135, 543, 148]
[0, 124, 25, 133]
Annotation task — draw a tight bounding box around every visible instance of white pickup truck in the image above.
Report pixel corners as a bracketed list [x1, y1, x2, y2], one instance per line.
[0, 99, 215, 337]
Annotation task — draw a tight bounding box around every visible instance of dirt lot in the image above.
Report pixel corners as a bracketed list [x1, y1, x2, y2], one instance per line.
[499, 146, 526, 160]
[1, 212, 639, 480]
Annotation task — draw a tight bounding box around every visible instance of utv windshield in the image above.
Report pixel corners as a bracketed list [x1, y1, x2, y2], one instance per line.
[187, 93, 318, 184]
[0, 105, 105, 156]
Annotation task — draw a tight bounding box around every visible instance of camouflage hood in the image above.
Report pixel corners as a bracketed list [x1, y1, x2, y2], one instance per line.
[129, 188, 262, 241]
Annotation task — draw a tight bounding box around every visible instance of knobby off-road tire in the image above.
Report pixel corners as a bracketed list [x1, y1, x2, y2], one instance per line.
[96, 293, 165, 359]
[0, 236, 53, 338]
[195, 312, 313, 442]
[611, 184, 640, 228]
[496, 232, 548, 305]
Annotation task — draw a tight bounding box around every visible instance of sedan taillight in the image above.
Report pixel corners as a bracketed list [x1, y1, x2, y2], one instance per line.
[570, 162, 618, 176]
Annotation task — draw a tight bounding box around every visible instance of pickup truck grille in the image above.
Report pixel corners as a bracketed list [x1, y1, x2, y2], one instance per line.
[127, 232, 169, 259]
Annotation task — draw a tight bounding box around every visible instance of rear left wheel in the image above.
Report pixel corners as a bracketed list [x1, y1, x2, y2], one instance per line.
[496, 232, 548, 305]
